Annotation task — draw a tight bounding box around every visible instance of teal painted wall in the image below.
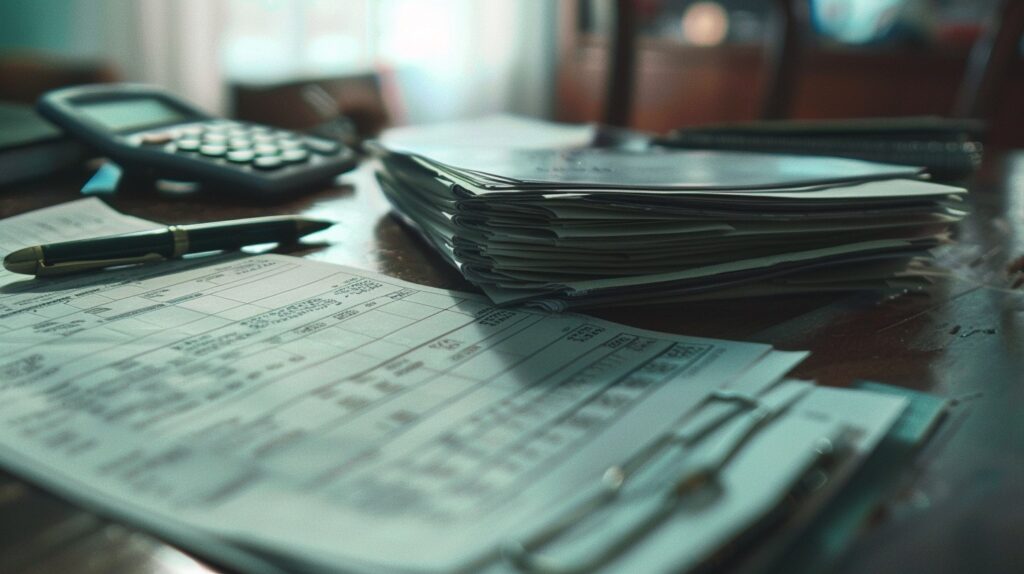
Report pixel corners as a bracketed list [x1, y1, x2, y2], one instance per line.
[0, 0, 73, 52]
[0, 0, 102, 56]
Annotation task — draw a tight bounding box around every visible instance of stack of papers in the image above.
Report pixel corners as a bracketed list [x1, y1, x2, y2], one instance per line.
[0, 199, 937, 574]
[373, 117, 967, 310]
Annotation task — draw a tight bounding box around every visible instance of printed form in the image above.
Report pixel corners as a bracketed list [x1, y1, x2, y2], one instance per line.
[0, 200, 907, 573]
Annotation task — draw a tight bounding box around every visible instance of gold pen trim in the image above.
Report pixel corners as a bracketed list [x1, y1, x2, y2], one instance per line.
[168, 225, 189, 258]
[29, 245, 44, 275]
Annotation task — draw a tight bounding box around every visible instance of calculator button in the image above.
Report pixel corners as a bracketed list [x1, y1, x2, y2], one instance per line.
[254, 145, 279, 156]
[281, 149, 309, 163]
[252, 134, 275, 144]
[141, 131, 174, 145]
[253, 156, 283, 170]
[303, 137, 341, 155]
[176, 139, 201, 151]
[200, 144, 227, 157]
[203, 132, 228, 143]
[179, 126, 203, 137]
[277, 138, 302, 149]
[227, 150, 256, 163]
[229, 138, 252, 149]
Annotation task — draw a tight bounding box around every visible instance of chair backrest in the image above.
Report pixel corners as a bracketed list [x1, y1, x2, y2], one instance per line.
[760, 0, 806, 120]
[955, 0, 1024, 121]
[0, 53, 119, 105]
[602, 0, 636, 127]
[601, 0, 805, 127]
[601, 0, 1023, 132]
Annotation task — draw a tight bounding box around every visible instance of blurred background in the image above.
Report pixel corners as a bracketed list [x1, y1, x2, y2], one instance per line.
[0, 0, 1021, 144]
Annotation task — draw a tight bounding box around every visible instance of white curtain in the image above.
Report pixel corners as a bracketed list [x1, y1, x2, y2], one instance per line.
[372, 0, 556, 123]
[85, 0, 228, 114]
[75, 0, 555, 124]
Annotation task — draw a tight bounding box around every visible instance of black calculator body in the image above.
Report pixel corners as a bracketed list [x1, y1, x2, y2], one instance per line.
[38, 84, 358, 196]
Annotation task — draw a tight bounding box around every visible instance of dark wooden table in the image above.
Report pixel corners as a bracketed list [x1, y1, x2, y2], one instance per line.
[1, 154, 1022, 573]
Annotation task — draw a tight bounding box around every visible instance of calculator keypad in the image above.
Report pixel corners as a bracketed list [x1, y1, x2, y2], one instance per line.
[135, 121, 342, 172]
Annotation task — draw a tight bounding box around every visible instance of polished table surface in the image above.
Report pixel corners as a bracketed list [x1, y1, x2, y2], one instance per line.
[1, 153, 1022, 573]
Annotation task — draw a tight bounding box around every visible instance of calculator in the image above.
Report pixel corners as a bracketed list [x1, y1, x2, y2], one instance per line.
[37, 83, 358, 196]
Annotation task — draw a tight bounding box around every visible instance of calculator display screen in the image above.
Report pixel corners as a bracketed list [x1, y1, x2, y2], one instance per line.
[77, 98, 187, 133]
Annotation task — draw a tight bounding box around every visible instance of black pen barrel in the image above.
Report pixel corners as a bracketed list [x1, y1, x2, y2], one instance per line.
[185, 218, 300, 253]
[41, 229, 174, 263]
[36, 216, 315, 267]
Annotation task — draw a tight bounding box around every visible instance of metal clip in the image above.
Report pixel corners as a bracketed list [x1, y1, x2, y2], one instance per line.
[502, 381, 813, 573]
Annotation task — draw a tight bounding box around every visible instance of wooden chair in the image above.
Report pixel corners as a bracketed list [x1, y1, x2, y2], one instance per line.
[601, 0, 805, 127]
[602, 0, 1024, 132]
[955, 0, 1024, 121]
[0, 53, 119, 104]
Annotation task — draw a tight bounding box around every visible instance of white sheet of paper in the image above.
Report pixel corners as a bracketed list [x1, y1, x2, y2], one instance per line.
[0, 199, 901, 574]
[574, 385, 905, 574]
[0, 197, 157, 288]
[378, 114, 597, 153]
[403, 148, 923, 192]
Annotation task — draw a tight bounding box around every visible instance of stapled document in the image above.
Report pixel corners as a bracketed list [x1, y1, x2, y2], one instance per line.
[0, 199, 908, 573]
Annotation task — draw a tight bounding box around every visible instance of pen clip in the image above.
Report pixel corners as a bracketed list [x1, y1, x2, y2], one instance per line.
[36, 253, 168, 276]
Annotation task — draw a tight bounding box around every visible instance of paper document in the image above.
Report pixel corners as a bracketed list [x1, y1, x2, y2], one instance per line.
[373, 117, 965, 309]
[0, 197, 156, 288]
[0, 200, 906, 573]
[379, 114, 598, 152]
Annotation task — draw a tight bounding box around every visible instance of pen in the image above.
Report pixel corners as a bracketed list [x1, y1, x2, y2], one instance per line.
[3, 215, 334, 276]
